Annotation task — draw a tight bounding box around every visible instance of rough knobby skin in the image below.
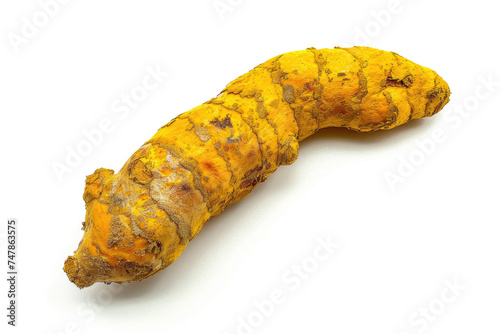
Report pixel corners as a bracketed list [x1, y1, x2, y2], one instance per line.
[64, 46, 450, 288]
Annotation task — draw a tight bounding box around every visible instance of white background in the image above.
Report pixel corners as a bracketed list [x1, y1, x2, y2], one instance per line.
[1, 0, 499, 333]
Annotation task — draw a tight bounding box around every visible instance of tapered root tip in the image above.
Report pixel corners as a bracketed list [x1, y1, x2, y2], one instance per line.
[63, 256, 96, 289]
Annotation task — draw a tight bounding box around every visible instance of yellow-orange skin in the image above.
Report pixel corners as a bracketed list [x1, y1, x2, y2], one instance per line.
[64, 47, 450, 288]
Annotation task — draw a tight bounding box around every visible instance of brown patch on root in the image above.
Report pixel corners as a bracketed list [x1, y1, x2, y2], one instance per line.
[385, 75, 413, 88]
[210, 115, 233, 129]
[83, 168, 114, 204]
[129, 159, 153, 185]
[64, 252, 159, 289]
[282, 84, 296, 104]
[63, 255, 113, 289]
[239, 165, 264, 189]
[145, 241, 162, 255]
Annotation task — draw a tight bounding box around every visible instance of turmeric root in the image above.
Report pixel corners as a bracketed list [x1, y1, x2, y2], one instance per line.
[64, 46, 450, 288]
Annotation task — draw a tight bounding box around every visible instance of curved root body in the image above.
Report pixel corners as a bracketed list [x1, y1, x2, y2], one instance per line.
[64, 47, 450, 288]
